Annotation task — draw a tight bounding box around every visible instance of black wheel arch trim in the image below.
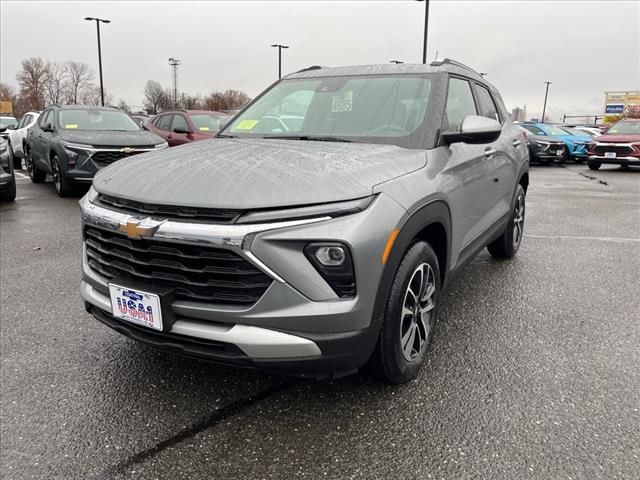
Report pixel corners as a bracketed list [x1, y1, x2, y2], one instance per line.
[366, 198, 452, 358]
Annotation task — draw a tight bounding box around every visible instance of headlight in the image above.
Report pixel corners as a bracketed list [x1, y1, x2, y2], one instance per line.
[155, 141, 169, 149]
[236, 196, 374, 224]
[86, 185, 99, 204]
[304, 242, 356, 298]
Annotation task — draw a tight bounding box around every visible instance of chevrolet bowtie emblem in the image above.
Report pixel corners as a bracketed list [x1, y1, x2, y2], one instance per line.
[120, 147, 136, 154]
[117, 219, 161, 239]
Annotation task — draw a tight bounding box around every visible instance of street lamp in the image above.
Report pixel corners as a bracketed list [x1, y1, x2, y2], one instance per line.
[541, 81, 552, 123]
[390, 60, 404, 64]
[416, 0, 430, 64]
[84, 16, 111, 106]
[270, 44, 290, 79]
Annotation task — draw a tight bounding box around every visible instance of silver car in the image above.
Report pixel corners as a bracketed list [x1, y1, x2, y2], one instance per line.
[79, 59, 529, 383]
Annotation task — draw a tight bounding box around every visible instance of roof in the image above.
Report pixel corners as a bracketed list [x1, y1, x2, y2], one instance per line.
[285, 60, 485, 82]
[157, 109, 229, 116]
[53, 105, 119, 111]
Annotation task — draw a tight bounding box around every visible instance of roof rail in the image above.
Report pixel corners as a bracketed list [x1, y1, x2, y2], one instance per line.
[296, 65, 324, 73]
[430, 58, 480, 76]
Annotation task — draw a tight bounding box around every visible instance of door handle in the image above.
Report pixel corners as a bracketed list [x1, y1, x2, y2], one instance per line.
[512, 139, 521, 147]
[484, 147, 497, 158]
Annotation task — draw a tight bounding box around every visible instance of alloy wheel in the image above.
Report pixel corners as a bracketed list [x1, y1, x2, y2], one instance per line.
[512, 194, 525, 247]
[400, 263, 436, 362]
[52, 159, 61, 193]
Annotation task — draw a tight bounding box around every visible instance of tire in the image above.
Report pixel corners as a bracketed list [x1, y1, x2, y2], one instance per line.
[9, 141, 21, 169]
[26, 147, 46, 183]
[369, 241, 441, 384]
[587, 159, 601, 171]
[0, 173, 16, 202]
[51, 155, 73, 197]
[487, 184, 526, 259]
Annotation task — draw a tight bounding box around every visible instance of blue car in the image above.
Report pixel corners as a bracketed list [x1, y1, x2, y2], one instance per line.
[518, 123, 591, 163]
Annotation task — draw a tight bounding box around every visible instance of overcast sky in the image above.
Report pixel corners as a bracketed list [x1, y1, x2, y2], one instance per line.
[2, 0, 639, 121]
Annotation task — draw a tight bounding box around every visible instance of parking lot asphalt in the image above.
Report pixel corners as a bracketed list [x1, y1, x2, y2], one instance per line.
[1, 164, 639, 480]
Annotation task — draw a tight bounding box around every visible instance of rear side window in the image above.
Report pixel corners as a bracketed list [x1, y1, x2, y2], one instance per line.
[475, 84, 501, 122]
[445, 78, 477, 131]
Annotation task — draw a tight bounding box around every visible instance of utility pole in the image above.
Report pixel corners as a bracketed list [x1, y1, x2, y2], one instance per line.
[416, 0, 430, 64]
[542, 81, 552, 123]
[84, 17, 111, 106]
[168, 58, 181, 108]
[270, 44, 289, 79]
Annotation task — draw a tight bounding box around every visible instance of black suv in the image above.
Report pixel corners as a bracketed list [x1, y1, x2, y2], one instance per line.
[26, 105, 167, 196]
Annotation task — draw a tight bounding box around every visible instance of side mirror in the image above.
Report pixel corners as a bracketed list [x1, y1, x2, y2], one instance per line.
[6, 125, 16, 130]
[173, 126, 190, 134]
[441, 115, 502, 145]
[41, 122, 53, 132]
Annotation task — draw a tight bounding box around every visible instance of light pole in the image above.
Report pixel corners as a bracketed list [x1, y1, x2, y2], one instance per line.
[84, 16, 110, 106]
[416, 0, 430, 64]
[270, 44, 290, 79]
[542, 81, 552, 123]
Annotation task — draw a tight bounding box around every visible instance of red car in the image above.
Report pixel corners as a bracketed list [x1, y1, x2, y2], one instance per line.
[146, 110, 231, 146]
[587, 119, 640, 170]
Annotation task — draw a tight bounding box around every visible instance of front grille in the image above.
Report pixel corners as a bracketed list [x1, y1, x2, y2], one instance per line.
[96, 194, 242, 224]
[92, 148, 153, 168]
[593, 145, 633, 156]
[84, 227, 272, 307]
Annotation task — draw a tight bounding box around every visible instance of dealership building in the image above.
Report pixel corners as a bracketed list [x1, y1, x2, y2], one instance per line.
[604, 91, 640, 123]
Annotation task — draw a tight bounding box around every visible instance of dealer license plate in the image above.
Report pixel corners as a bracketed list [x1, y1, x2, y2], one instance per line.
[604, 152, 616, 159]
[109, 284, 163, 330]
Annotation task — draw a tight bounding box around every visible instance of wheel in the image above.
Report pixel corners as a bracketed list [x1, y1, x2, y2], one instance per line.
[51, 155, 73, 197]
[487, 184, 525, 259]
[0, 173, 16, 201]
[26, 147, 46, 183]
[9, 141, 21, 169]
[587, 159, 601, 171]
[369, 241, 441, 384]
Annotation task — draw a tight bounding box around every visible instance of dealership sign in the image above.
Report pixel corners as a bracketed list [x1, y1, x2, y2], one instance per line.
[605, 104, 624, 114]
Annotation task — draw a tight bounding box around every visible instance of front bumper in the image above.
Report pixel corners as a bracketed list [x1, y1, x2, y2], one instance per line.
[588, 155, 640, 165]
[79, 192, 405, 377]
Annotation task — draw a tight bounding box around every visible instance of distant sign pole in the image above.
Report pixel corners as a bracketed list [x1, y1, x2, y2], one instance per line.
[84, 17, 111, 106]
[541, 81, 552, 122]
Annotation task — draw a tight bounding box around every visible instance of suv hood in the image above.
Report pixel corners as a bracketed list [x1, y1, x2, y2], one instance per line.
[593, 134, 640, 143]
[93, 138, 427, 209]
[60, 129, 164, 148]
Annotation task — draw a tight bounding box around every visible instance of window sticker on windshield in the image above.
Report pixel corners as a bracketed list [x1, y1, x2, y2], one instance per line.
[331, 91, 353, 113]
[235, 119, 259, 130]
[65, 124, 78, 129]
[199, 127, 210, 131]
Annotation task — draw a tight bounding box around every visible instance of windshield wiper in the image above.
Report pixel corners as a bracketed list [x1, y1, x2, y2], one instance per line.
[263, 135, 352, 143]
[217, 134, 237, 138]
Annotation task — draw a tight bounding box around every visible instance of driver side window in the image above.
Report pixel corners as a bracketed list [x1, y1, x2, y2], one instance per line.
[444, 78, 477, 132]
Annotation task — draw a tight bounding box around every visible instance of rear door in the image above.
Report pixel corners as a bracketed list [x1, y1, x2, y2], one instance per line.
[153, 114, 174, 145]
[31, 110, 52, 169]
[472, 82, 517, 222]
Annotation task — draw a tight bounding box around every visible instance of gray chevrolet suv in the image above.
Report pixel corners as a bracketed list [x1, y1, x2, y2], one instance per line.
[80, 59, 529, 383]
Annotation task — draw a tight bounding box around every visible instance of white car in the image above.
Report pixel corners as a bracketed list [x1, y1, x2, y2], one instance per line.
[7, 111, 40, 169]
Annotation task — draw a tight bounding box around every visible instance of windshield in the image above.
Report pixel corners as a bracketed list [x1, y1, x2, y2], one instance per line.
[607, 121, 640, 135]
[559, 126, 591, 137]
[0, 117, 17, 129]
[521, 124, 546, 135]
[58, 109, 141, 131]
[221, 75, 433, 145]
[189, 114, 228, 132]
[543, 124, 569, 136]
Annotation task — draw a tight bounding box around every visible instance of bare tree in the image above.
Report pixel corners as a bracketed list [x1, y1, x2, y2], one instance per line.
[16, 57, 50, 111]
[117, 99, 131, 113]
[65, 61, 94, 105]
[45, 62, 68, 105]
[143, 80, 171, 114]
[203, 89, 250, 111]
[80, 85, 112, 106]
